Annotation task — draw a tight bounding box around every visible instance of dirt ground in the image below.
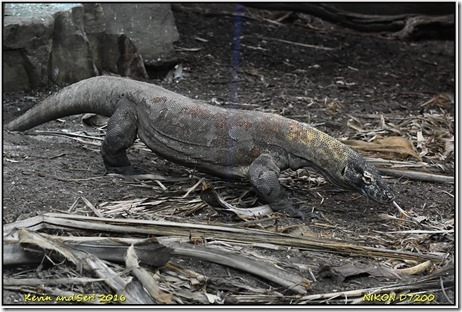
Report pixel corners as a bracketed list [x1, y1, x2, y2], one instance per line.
[2, 4, 455, 305]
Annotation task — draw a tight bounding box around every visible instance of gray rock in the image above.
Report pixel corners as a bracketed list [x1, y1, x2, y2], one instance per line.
[83, 4, 148, 80]
[3, 3, 97, 90]
[48, 6, 98, 85]
[97, 3, 179, 66]
[3, 3, 179, 91]
[3, 7, 56, 90]
[3, 50, 32, 91]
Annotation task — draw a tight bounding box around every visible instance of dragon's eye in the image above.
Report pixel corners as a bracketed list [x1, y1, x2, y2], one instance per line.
[362, 171, 374, 184]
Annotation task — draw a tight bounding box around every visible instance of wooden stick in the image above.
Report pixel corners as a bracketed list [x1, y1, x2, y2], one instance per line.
[258, 36, 335, 50]
[378, 168, 454, 184]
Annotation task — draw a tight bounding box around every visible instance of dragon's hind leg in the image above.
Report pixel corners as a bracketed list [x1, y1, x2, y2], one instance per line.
[101, 97, 138, 174]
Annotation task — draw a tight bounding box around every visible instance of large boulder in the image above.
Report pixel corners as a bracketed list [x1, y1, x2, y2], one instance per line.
[49, 6, 99, 85]
[3, 3, 96, 90]
[3, 3, 179, 91]
[97, 3, 179, 66]
[83, 3, 148, 79]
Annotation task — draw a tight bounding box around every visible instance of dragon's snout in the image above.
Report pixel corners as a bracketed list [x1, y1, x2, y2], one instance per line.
[361, 180, 395, 204]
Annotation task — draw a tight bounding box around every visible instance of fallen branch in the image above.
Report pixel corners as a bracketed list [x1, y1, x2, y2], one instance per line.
[17, 229, 154, 304]
[258, 36, 335, 51]
[4, 213, 444, 262]
[378, 168, 454, 184]
[244, 3, 454, 39]
[27, 130, 104, 141]
[6, 230, 309, 295]
[4, 234, 171, 267]
[169, 242, 310, 294]
[3, 277, 106, 286]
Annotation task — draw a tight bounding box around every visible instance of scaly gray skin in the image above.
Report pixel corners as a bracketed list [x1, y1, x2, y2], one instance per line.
[7, 76, 395, 218]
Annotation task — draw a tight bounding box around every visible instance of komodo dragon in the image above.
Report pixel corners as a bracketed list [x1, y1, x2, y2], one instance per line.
[7, 76, 395, 218]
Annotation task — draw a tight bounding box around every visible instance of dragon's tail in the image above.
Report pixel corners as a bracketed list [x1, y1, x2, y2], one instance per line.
[7, 76, 120, 131]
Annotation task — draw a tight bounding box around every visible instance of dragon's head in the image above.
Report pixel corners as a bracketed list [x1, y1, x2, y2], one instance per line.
[340, 160, 395, 204]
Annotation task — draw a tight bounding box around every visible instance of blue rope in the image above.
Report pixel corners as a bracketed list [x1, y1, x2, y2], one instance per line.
[225, 4, 244, 176]
[230, 3, 243, 106]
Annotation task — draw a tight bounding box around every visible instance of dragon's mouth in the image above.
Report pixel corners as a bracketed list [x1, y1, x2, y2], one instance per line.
[308, 163, 396, 204]
[312, 166, 355, 191]
[361, 186, 395, 204]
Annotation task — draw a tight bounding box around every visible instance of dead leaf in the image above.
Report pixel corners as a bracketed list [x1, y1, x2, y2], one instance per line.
[420, 93, 454, 109]
[347, 117, 363, 132]
[342, 136, 421, 161]
[81, 113, 108, 127]
[205, 293, 223, 304]
[416, 130, 428, 157]
[394, 260, 432, 275]
[325, 99, 344, 114]
[443, 136, 454, 159]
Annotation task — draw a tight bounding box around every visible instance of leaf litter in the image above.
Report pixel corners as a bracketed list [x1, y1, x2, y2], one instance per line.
[3, 88, 454, 304]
